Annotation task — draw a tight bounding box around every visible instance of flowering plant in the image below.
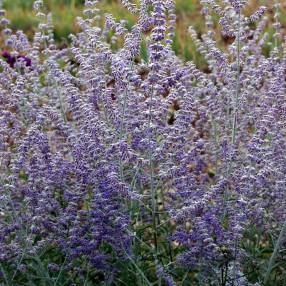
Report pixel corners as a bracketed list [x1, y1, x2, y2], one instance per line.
[0, 0, 285, 285]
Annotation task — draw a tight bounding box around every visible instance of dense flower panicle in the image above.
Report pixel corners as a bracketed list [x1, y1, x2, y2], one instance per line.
[0, 0, 286, 285]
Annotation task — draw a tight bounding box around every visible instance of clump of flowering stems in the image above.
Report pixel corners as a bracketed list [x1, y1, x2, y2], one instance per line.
[0, 0, 286, 285]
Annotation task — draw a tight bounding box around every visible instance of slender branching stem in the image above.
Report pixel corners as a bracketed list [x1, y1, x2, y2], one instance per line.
[231, 8, 241, 145]
[148, 86, 158, 255]
[264, 219, 286, 284]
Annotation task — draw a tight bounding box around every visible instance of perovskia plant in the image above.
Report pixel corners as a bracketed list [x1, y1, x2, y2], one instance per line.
[0, 0, 285, 285]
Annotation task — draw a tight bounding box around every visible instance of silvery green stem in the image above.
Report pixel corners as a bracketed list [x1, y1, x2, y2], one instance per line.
[273, 0, 280, 50]
[118, 86, 129, 182]
[231, 8, 241, 145]
[148, 86, 158, 254]
[118, 62, 134, 183]
[264, 219, 286, 284]
[223, 6, 242, 216]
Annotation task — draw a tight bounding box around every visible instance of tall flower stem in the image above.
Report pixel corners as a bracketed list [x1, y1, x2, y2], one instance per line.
[224, 5, 242, 212]
[222, 6, 242, 281]
[264, 219, 286, 284]
[231, 8, 241, 145]
[118, 86, 129, 182]
[264, 2, 285, 284]
[118, 62, 134, 183]
[148, 86, 158, 254]
[273, 0, 280, 50]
